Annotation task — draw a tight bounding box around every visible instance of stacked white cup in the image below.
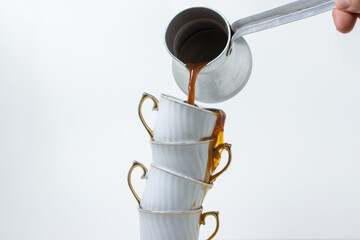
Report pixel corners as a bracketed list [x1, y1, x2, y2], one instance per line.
[128, 93, 232, 240]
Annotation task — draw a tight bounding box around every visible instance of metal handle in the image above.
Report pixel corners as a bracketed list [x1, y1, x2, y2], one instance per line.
[232, 0, 335, 40]
[200, 211, 220, 240]
[138, 93, 159, 140]
[127, 161, 148, 205]
[209, 143, 232, 184]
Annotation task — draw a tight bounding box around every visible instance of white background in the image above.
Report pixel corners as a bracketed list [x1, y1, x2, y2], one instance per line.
[1, 0, 360, 239]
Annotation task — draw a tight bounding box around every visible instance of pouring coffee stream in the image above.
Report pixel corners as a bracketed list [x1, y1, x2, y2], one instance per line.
[166, 0, 336, 103]
[186, 63, 227, 173]
[186, 62, 208, 106]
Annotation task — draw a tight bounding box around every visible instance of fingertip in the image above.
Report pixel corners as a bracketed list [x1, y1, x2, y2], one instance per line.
[332, 8, 357, 33]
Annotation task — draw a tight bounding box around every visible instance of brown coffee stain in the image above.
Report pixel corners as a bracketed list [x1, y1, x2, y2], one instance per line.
[200, 108, 226, 182]
[207, 109, 226, 172]
[185, 62, 208, 105]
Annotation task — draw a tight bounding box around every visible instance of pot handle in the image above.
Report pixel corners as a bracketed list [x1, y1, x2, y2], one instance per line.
[200, 211, 220, 240]
[127, 161, 148, 204]
[232, 0, 335, 40]
[209, 143, 232, 184]
[138, 92, 159, 140]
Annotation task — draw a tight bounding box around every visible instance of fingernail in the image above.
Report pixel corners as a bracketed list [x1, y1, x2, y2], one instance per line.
[335, 0, 350, 9]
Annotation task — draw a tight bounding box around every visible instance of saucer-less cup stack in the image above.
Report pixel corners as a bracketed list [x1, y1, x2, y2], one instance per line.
[128, 93, 232, 240]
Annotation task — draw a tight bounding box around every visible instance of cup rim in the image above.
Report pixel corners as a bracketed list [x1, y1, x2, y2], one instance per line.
[138, 206, 203, 215]
[151, 163, 213, 188]
[164, 7, 231, 69]
[150, 139, 214, 146]
[160, 93, 217, 116]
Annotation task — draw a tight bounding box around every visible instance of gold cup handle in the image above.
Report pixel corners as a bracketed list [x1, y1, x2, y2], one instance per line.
[138, 93, 159, 140]
[200, 211, 220, 240]
[209, 143, 232, 184]
[127, 161, 148, 205]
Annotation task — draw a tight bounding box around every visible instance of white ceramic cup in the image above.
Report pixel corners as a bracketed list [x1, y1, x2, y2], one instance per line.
[138, 207, 219, 240]
[150, 139, 232, 183]
[138, 93, 218, 142]
[128, 161, 212, 211]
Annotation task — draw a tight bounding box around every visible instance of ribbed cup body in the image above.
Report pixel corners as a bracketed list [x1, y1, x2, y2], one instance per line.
[141, 164, 212, 211]
[153, 94, 217, 142]
[150, 140, 213, 182]
[138, 208, 202, 240]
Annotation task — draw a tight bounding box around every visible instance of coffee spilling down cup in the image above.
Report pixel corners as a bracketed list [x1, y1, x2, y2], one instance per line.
[150, 140, 231, 183]
[138, 207, 219, 240]
[128, 161, 212, 211]
[130, 2, 339, 239]
[138, 93, 217, 142]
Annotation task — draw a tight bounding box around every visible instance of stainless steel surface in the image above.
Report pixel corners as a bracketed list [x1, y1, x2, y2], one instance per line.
[232, 0, 335, 40]
[165, 1, 336, 103]
[165, 7, 252, 103]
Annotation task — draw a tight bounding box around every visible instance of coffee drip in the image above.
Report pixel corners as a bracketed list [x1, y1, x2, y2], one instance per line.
[206, 109, 226, 172]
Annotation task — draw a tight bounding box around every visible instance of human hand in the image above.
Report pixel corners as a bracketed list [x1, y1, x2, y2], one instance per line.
[332, 0, 360, 33]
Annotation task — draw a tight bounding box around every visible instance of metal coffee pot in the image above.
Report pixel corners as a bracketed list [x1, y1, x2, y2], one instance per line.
[165, 0, 335, 103]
